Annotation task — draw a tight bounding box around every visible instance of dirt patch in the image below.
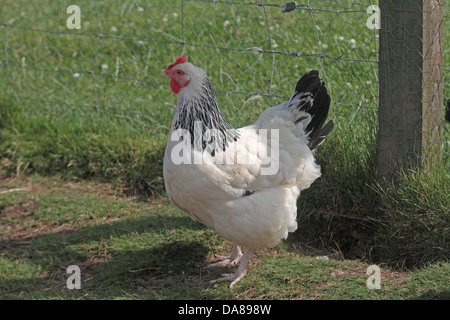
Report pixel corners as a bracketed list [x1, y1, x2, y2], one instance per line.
[2, 196, 37, 219]
[0, 195, 38, 237]
[0, 174, 161, 245]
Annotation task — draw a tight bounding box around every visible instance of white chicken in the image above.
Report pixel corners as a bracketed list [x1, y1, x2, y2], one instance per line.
[161, 56, 334, 288]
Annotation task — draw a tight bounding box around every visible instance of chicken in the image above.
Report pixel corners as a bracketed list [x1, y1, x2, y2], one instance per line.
[161, 56, 334, 288]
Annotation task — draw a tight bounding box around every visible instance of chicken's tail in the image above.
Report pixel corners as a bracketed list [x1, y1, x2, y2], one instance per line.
[445, 98, 450, 123]
[287, 70, 334, 150]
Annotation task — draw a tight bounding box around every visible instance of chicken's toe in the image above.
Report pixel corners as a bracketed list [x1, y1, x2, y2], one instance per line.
[208, 248, 252, 289]
[204, 244, 242, 268]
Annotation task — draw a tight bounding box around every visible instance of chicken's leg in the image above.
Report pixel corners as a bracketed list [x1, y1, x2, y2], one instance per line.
[205, 244, 242, 268]
[209, 248, 252, 289]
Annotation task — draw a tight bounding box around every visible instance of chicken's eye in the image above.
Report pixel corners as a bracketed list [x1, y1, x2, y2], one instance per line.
[177, 70, 182, 74]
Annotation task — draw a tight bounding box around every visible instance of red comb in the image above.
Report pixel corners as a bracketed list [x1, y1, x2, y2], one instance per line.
[167, 56, 186, 71]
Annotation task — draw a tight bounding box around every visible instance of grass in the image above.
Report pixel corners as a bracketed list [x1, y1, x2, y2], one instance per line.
[0, 0, 449, 299]
[1, 175, 449, 299]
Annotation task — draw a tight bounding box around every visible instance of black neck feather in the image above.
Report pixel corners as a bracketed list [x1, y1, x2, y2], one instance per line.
[173, 77, 239, 156]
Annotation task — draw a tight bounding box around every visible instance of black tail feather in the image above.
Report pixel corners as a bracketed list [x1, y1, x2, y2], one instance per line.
[294, 70, 320, 93]
[290, 70, 333, 150]
[445, 98, 450, 123]
[308, 120, 335, 150]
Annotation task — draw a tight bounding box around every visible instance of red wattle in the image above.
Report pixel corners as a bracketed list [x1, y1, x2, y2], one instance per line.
[170, 79, 181, 94]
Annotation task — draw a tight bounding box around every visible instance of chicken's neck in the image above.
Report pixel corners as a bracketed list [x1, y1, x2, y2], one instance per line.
[172, 77, 239, 156]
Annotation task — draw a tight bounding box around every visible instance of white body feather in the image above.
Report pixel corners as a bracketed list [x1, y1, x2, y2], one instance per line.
[164, 100, 321, 249]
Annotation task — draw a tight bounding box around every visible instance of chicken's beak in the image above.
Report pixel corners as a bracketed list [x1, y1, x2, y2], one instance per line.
[160, 70, 171, 78]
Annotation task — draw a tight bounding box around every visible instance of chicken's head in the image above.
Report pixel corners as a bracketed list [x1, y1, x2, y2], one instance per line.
[160, 56, 192, 94]
[161, 56, 207, 95]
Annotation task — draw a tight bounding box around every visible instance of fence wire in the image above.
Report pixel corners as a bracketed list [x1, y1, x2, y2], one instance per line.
[0, 0, 448, 178]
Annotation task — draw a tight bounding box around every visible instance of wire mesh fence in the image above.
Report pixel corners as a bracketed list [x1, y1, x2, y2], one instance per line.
[378, 0, 447, 182]
[0, 0, 448, 183]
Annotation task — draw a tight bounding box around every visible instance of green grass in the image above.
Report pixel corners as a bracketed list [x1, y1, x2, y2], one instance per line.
[0, 0, 449, 299]
[1, 176, 449, 299]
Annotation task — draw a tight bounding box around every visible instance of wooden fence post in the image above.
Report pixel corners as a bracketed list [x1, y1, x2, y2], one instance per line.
[377, 0, 444, 183]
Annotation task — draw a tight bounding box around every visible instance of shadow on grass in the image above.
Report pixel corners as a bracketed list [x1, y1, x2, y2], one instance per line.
[0, 215, 230, 299]
[410, 290, 450, 300]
